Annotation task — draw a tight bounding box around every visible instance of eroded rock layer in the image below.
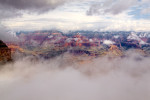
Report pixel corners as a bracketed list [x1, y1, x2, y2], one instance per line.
[0, 40, 11, 62]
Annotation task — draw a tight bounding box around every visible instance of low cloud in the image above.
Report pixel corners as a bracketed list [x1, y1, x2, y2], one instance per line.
[0, 25, 18, 42]
[0, 52, 150, 100]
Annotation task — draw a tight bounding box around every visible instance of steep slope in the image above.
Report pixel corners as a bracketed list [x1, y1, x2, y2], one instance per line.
[0, 40, 11, 62]
[107, 45, 123, 57]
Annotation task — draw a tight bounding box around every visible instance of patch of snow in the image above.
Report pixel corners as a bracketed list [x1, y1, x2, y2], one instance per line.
[128, 32, 147, 45]
[127, 32, 141, 41]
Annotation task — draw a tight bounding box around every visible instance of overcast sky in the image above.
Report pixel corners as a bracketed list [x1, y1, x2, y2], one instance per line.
[0, 0, 150, 32]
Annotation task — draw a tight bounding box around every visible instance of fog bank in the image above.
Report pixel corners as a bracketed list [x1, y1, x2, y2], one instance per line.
[0, 53, 150, 100]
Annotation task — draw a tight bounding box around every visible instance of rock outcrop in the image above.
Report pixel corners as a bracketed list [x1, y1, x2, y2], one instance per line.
[0, 40, 11, 62]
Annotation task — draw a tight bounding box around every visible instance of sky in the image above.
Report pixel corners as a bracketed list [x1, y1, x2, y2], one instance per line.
[0, 0, 150, 32]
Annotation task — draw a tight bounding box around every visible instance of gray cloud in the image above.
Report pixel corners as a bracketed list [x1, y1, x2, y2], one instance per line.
[87, 0, 138, 15]
[0, 0, 75, 19]
[0, 4, 22, 19]
[0, 0, 70, 13]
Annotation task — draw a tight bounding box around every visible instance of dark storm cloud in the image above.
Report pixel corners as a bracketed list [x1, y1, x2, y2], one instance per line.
[0, 4, 22, 19]
[0, 0, 70, 13]
[0, 0, 74, 19]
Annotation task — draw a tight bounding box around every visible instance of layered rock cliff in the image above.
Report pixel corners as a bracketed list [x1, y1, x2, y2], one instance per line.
[0, 40, 11, 62]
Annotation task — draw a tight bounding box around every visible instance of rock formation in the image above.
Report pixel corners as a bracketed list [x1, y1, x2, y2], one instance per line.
[0, 40, 11, 62]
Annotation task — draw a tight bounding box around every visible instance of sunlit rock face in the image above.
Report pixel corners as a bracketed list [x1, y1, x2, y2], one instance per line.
[0, 40, 11, 63]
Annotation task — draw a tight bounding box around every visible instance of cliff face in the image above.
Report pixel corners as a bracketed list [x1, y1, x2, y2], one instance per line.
[0, 40, 11, 62]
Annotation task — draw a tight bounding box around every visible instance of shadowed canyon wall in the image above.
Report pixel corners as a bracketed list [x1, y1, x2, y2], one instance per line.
[0, 40, 11, 62]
